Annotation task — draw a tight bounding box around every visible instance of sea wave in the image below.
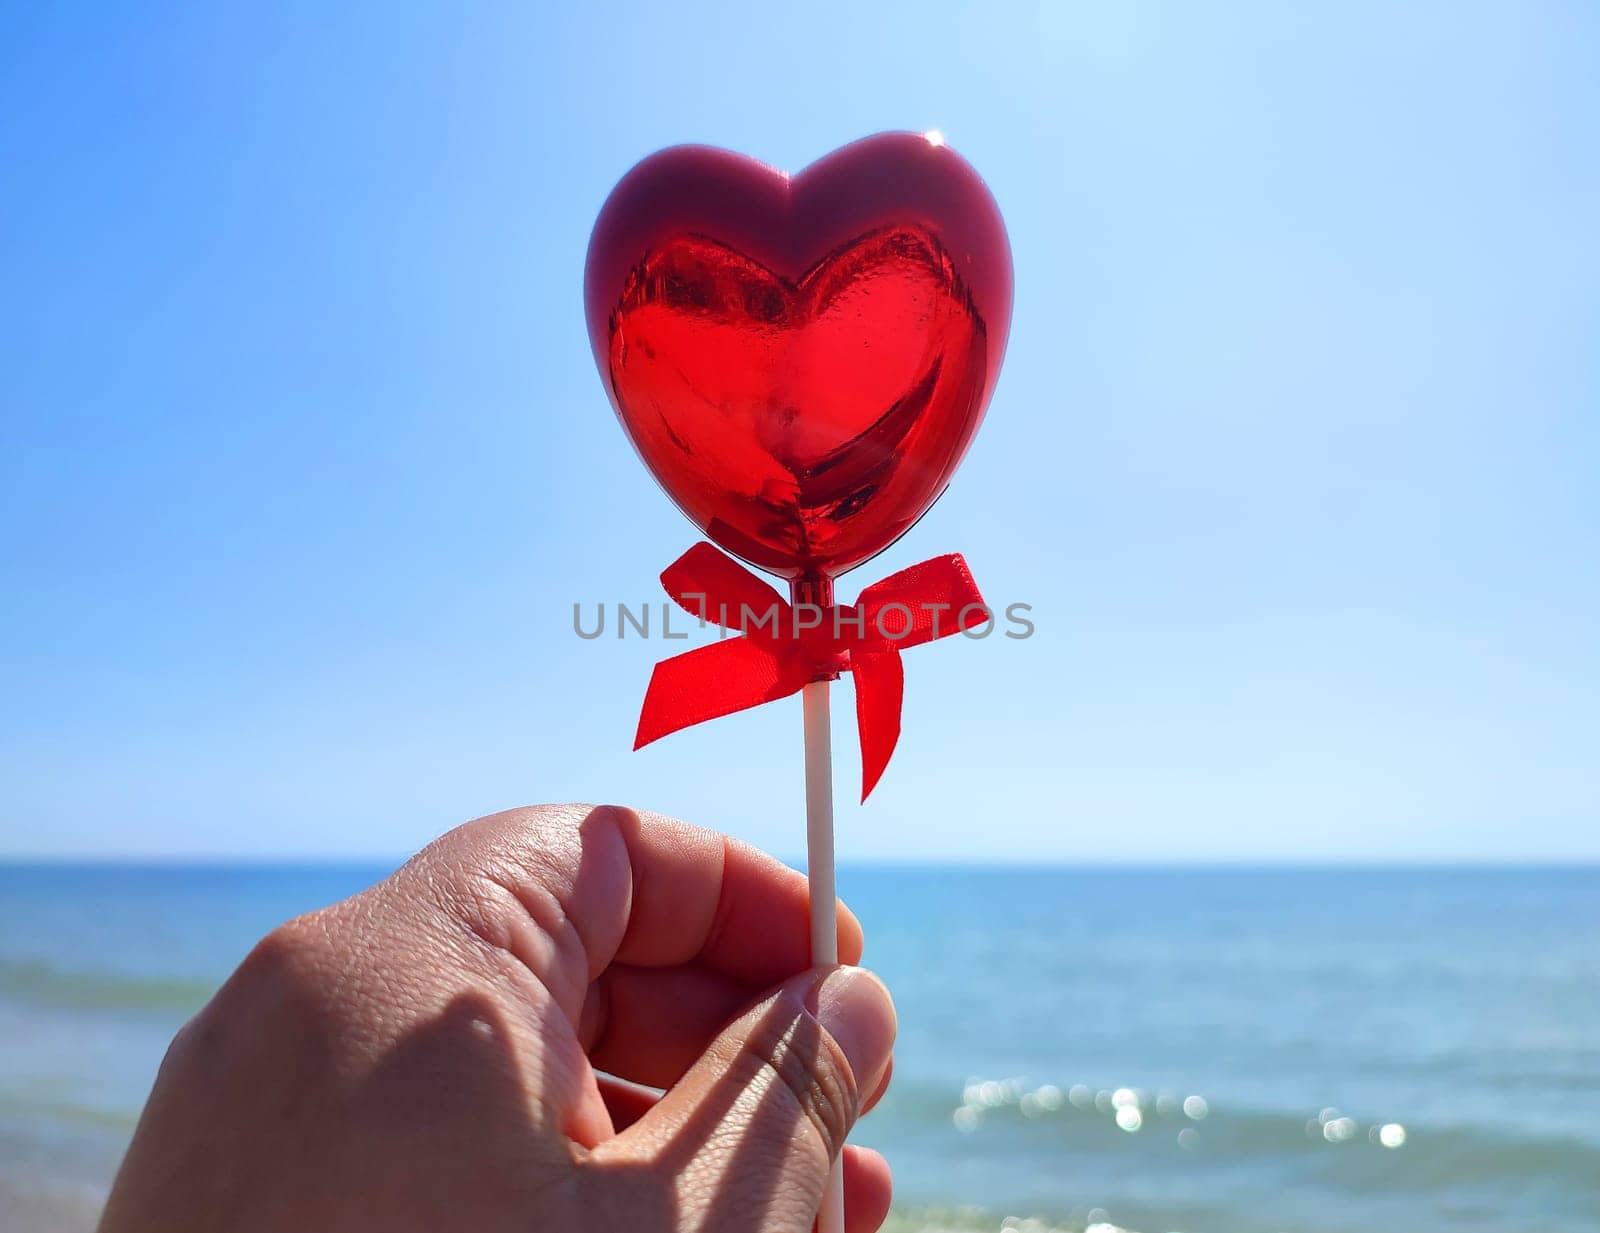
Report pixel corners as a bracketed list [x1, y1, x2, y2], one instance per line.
[879, 1073, 1600, 1197]
[0, 958, 215, 1015]
[0, 1095, 138, 1132]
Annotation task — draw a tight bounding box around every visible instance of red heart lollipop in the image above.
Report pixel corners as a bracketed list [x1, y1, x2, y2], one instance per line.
[585, 132, 1013, 582]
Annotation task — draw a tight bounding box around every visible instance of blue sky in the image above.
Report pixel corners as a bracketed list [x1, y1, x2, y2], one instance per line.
[2, 2, 1596, 862]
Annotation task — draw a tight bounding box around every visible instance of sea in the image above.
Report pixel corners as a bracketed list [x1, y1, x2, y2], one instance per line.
[0, 863, 1596, 1233]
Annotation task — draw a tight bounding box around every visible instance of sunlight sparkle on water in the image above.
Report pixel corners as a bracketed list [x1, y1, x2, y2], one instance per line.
[1323, 1116, 1359, 1143]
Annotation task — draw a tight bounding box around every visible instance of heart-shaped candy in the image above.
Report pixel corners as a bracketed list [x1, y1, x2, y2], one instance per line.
[585, 132, 1012, 581]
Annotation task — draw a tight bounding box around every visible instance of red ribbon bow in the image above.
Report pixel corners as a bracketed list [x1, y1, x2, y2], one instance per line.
[635, 542, 988, 800]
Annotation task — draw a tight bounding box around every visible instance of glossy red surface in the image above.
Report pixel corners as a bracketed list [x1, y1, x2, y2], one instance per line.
[585, 133, 1012, 581]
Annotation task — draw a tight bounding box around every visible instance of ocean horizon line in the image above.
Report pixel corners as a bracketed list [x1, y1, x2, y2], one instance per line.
[2, 853, 1596, 872]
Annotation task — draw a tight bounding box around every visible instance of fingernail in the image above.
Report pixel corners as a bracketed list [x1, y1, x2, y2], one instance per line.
[809, 966, 897, 1096]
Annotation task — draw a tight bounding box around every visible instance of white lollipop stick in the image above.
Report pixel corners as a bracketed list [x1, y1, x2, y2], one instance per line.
[801, 679, 846, 1233]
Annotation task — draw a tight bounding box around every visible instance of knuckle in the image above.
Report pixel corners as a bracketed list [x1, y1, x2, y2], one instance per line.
[233, 916, 323, 994]
[155, 915, 342, 1092]
[222, 915, 342, 1029]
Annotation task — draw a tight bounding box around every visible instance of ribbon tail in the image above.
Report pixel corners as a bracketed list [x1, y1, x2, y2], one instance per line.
[635, 636, 808, 749]
[851, 648, 904, 802]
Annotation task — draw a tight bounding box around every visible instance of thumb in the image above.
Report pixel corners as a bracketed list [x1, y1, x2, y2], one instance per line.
[596, 966, 896, 1233]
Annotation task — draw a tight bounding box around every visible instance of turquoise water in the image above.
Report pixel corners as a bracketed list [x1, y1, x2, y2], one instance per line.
[1, 864, 1596, 1232]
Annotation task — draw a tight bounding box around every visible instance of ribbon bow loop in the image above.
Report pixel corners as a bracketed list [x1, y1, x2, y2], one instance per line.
[661, 542, 787, 629]
[634, 543, 986, 800]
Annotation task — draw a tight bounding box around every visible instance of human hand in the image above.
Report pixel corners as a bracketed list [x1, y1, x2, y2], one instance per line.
[98, 805, 897, 1233]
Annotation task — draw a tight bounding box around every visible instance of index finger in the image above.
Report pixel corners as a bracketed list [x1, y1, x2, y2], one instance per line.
[410, 804, 864, 990]
[605, 805, 865, 979]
